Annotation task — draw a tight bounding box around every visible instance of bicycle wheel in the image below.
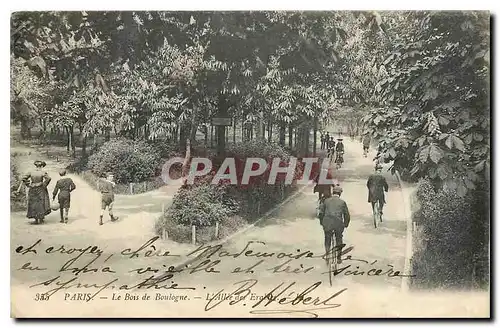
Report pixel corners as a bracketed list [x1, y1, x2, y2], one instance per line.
[378, 200, 383, 223]
[328, 235, 337, 286]
[373, 201, 380, 228]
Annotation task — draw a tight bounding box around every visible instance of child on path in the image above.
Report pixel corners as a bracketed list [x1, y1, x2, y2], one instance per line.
[52, 169, 76, 223]
[98, 172, 119, 225]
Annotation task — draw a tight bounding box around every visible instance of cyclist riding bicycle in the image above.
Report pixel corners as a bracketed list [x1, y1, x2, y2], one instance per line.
[327, 137, 336, 160]
[362, 135, 371, 157]
[335, 138, 344, 166]
[317, 186, 350, 264]
[367, 163, 389, 219]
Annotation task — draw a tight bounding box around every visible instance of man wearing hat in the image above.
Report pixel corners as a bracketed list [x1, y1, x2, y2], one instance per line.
[362, 134, 371, 157]
[335, 138, 344, 167]
[327, 136, 336, 160]
[367, 164, 389, 218]
[317, 185, 350, 264]
[52, 169, 76, 223]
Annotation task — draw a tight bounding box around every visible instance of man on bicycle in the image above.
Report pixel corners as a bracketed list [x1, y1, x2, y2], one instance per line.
[327, 137, 336, 160]
[362, 134, 371, 157]
[367, 163, 389, 218]
[317, 186, 350, 264]
[335, 138, 344, 166]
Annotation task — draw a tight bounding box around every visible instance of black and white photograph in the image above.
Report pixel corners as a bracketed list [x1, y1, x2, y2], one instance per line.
[9, 9, 490, 318]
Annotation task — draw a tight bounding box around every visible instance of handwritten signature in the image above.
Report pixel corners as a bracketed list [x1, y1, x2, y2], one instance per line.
[205, 279, 347, 318]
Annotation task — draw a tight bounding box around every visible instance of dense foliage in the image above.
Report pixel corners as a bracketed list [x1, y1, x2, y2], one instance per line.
[166, 184, 239, 227]
[361, 12, 489, 195]
[412, 179, 489, 289]
[10, 155, 27, 211]
[87, 138, 160, 183]
[156, 141, 304, 241]
[11, 11, 490, 286]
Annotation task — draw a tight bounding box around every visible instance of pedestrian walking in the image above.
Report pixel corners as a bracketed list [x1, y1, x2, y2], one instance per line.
[22, 160, 51, 224]
[52, 169, 76, 223]
[98, 172, 119, 225]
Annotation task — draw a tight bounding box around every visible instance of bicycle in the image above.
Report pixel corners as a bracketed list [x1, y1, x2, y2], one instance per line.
[335, 152, 344, 169]
[327, 148, 335, 163]
[372, 199, 383, 228]
[326, 233, 338, 286]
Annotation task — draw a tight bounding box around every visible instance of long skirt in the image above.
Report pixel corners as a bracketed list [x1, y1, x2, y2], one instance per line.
[26, 185, 51, 219]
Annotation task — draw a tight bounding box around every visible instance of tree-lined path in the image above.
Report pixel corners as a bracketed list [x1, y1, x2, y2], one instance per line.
[11, 138, 416, 317]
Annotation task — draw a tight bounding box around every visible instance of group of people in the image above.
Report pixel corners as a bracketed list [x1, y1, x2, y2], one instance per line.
[320, 132, 345, 166]
[20, 160, 118, 226]
[313, 144, 389, 264]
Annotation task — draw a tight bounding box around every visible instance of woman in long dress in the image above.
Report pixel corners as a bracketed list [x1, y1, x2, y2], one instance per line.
[22, 160, 52, 224]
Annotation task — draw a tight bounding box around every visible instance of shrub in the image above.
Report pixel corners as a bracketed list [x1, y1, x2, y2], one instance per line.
[166, 184, 239, 227]
[154, 214, 247, 244]
[87, 138, 160, 183]
[411, 178, 489, 290]
[10, 156, 26, 211]
[78, 170, 164, 195]
[150, 138, 183, 159]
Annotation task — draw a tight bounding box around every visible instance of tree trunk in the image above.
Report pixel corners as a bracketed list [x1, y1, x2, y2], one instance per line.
[179, 126, 188, 150]
[304, 126, 310, 157]
[210, 126, 214, 148]
[181, 139, 191, 179]
[204, 125, 208, 145]
[233, 117, 236, 144]
[255, 111, 265, 140]
[105, 129, 110, 142]
[288, 125, 293, 149]
[70, 125, 76, 157]
[189, 105, 199, 144]
[279, 123, 286, 146]
[65, 126, 70, 151]
[294, 129, 298, 150]
[268, 119, 273, 142]
[82, 135, 87, 157]
[216, 95, 229, 157]
[313, 117, 318, 157]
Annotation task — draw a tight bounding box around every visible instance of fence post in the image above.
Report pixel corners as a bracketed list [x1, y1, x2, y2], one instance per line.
[144, 181, 147, 191]
[191, 225, 196, 245]
[162, 228, 168, 240]
[215, 222, 219, 239]
[129, 183, 134, 194]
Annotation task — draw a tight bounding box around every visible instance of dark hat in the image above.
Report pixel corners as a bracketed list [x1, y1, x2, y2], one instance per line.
[337, 138, 343, 141]
[34, 160, 46, 168]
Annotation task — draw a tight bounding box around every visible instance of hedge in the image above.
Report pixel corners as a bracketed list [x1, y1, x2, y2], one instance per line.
[155, 140, 307, 243]
[87, 138, 160, 184]
[10, 155, 26, 211]
[67, 138, 184, 194]
[411, 179, 489, 289]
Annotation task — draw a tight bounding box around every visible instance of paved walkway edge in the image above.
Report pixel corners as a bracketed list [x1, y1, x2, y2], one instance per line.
[170, 183, 312, 272]
[396, 170, 414, 292]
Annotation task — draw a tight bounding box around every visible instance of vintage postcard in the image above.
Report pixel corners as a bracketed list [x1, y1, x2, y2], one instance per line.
[10, 10, 490, 318]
